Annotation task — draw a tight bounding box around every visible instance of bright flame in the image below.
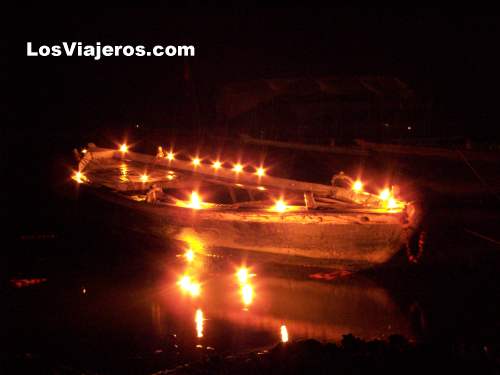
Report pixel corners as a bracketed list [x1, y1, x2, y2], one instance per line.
[166, 151, 175, 161]
[185, 249, 195, 263]
[81, 148, 88, 154]
[212, 161, 222, 170]
[167, 174, 174, 181]
[241, 283, 253, 306]
[232, 163, 243, 173]
[72, 171, 87, 184]
[192, 157, 201, 167]
[256, 167, 265, 177]
[379, 188, 391, 201]
[140, 173, 149, 183]
[352, 180, 363, 193]
[195, 309, 204, 338]
[387, 198, 398, 209]
[271, 199, 288, 213]
[280, 325, 289, 343]
[178, 275, 201, 297]
[236, 267, 254, 284]
[119, 143, 128, 153]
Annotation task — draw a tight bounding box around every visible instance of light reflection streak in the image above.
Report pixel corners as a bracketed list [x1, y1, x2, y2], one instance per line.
[195, 309, 204, 338]
[280, 325, 289, 343]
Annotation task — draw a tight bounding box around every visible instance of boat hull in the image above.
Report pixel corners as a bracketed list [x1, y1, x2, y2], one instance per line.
[81, 187, 421, 271]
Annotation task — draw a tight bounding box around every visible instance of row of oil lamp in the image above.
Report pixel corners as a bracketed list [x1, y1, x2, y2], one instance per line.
[177, 247, 289, 343]
[73, 142, 403, 211]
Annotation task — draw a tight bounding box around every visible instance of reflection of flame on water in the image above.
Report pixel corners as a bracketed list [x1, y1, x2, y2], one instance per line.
[178, 275, 201, 297]
[280, 325, 289, 343]
[236, 267, 255, 308]
[195, 309, 204, 338]
[119, 163, 128, 182]
[241, 284, 253, 306]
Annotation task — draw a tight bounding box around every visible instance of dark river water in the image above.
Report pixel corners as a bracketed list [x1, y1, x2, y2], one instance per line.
[6, 142, 500, 374]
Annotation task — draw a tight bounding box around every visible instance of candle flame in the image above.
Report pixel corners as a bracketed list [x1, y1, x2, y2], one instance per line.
[178, 275, 201, 297]
[236, 267, 254, 284]
[72, 171, 87, 184]
[232, 163, 243, 173]
[195, 309, 204, 338]
[352, 180, 363, 193]
[192, 157, 201, 167]
[256, 167, 265, 177]
[379, 188, 391, 201]
[212, 161, 222, 170]
[280, 325, 289, 343]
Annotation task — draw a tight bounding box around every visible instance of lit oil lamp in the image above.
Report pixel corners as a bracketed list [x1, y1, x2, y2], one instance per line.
[212, 160, 222, 170]
[119, 143, 129, 153]
[232, 163, 243, 173]
[271, 198, 288, 213]
[140, 173, 149, 183]
[184, 248, 195, 263]
[166, 151, 175, 161]
[352, 179, 363, 193]
[178, 275, 201, 297]
[255, 167, 266, 177]
[379, 188, 391, 201]
[72, 171, 87, 184]
[192, 157, 201, 167]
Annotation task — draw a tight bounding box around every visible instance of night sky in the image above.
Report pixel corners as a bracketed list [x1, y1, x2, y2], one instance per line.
[7, 8, 500, 141]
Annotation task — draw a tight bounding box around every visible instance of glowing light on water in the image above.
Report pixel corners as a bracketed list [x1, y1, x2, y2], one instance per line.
[352, 180, 363, 193]
[195, 309, 204, 338]
[236, 267, 254, 284]
[280, 325, 289, 343]
[178, 275, 201, 297]
[241, 283, 253, 306]
[192, 157, 201, 167]
[119, 143, 128, 153]
[255, 167, 265, 177]
[140, 173, 149, 183]
[166, 151, 175, 161]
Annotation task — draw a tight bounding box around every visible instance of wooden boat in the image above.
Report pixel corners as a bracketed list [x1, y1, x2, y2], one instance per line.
[72, 143, 422, 270]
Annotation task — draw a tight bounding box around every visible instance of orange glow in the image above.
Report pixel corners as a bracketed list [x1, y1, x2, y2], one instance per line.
[81, 148, 88, 154]
[119, 143, 128, 153]
[195, 309, 204, 338]
[280, 325, 289, 343]
[140, 173, 149, 183]
[192, 157, 201, 167]
[271, 198, 288, 213]
[256, 167, 266, 177]
[72, 171, 87, 184]
[241, 283, 253, 306]
[212, 160, 222, 170]
[188, 191, 202, 209]
[387, 198, 398, 209]
[232, 163, 243, 173]
[166, 151, 175, 161]
[178, 275, 201, 297]
[352, 180, 363, 193]
[185, 249, 195, 263]
[379, 188, 391, 201]
[236, 267, 255, 284]
[257, 186, 266, 191]
[167, 174, 175, 181]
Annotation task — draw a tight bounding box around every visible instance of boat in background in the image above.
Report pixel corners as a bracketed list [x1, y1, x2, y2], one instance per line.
[71, 143, 422, 271]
